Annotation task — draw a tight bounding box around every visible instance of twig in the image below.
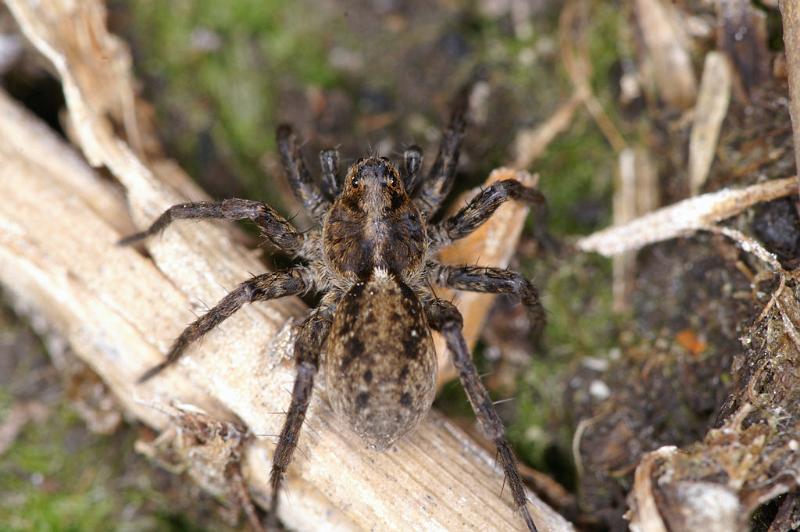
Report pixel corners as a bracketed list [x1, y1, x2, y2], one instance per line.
[780, 0, 800, 192]
[689, 52, 732, 195]
[703, 224, 791, 329]
[0, 401, 49, 456]
[513, 93, 583, 169]
[577, 177, 798, 256]
[703, 225, 783, 272]
[633, 0, 697, 109]
[559, 0, 627, 152]
[612, 148, 658, 310]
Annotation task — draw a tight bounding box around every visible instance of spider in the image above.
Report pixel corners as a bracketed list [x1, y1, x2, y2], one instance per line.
[120, 82, 546, 531]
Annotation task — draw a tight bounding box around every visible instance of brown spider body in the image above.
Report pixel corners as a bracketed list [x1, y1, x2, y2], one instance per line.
[323, 158, 437, 450]
[122, 83, 547, 531]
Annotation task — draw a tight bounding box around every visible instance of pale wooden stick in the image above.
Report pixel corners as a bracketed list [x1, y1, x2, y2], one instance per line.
[780, 0, 800, 185]
[633, 0, 697, 109]
[577, 177, 798, 256]
[689, 52, 732, 196]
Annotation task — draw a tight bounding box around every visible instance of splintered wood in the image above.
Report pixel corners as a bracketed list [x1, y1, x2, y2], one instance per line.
[0, 1, 569, 530]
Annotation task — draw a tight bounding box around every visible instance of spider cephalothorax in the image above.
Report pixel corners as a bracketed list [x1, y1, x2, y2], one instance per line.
[121, 83, 546, 531]
[323, 156, 427, 284]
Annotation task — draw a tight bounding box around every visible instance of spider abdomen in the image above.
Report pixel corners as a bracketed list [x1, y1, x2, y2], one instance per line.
[325, 271, 437, 451]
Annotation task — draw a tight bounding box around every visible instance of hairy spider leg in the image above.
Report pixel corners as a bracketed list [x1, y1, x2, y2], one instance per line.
[427, 262, 545, 339]
[426, 179, 547, 251]
[425, 298, 538, 532]
[276, 124, 331, 222]
[138, 268, 310, 383]
[117, 198, 308, 258]
[268, 304, 333, 528]
[319, 148, 341, 198]
[401, 145, 423, 195]
[413, 82, 471, 218]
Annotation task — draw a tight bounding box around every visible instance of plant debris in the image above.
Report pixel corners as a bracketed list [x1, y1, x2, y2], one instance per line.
[135, 404, 262, 531]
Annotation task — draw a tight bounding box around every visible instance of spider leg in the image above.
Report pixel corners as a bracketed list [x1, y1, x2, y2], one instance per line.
[138, 267, 310, 383]
[268, 305, 332, 527]
[428, 262, 545, 339]
[319, 148, 341, 198]
[413, 82, 471, 218]
[276, 124, 331, 221]
[427, 179, 546, 251]
[118, 198, 309, 257]
[425, 298, 538, 532]
[402, 145, 423, 195]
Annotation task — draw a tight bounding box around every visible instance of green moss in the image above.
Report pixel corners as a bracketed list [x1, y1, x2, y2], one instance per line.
[587, 3, 624, 102]
[125, 0, 340, 205]
[1, 408, 115, 530]
[504, 2, 626, 470]
[0, 403, 229, 531]
[506, 253, 617, 481]
[531, 3, 623, 235]
[541, 254, 616, 353]
[535, 117, 615, 234]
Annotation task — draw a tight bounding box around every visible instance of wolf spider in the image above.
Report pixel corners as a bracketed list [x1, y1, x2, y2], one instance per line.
[121, 83, 546, 531]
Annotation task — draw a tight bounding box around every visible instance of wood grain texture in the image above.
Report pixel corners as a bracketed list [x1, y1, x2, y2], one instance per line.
[1, 1, 571, 530]
[781, 0, 800, 183]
